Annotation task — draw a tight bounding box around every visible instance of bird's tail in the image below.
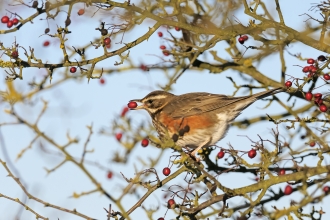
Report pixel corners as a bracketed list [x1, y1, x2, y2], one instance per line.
[252, 87, 285, 100]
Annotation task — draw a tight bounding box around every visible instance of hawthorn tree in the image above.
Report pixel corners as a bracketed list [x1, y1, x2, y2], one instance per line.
[0, 0, 330, 220]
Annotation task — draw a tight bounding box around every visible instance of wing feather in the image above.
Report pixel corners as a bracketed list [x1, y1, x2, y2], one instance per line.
[164, 88, 283, 119]
[164, 93, 247, 119]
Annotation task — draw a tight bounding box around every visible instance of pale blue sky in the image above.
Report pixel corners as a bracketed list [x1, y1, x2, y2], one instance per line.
[1, 0, 329, 219]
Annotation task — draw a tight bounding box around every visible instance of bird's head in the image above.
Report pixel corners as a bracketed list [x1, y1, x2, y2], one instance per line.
[129, 90, 175, 114]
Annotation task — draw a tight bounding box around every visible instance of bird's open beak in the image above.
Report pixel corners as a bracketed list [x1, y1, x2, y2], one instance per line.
[129, 99, 145, 110]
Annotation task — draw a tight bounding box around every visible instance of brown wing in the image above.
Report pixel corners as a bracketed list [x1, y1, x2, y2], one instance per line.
[163, 92, 248, 119]
[163, 88, 283, 119]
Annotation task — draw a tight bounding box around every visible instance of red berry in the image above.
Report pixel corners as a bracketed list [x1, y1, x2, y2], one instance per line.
[285, 81, 292, 87]
[7, 20, 13, 28]
[140, 64, 148, 71]
[323, 74, 330, 80]
[167, 199, 175, 209]
[100, 78, 105, 84]
[106, 44, 111, 49]
[115, 133, 122, 141]
[319, 104, 327, 112]
[314, 93, 322, 99]
[70, 67, 77, 73]
[158, 218, 165, 220]
[127, 101, 137, 109]
[107, 171, 113, 179]
[302, 66, 310, 73]
[11, 51, 19, 59]
[315, 98, 323, 105]
[278, 169, 285, 175]
[217, 150, 225, 159]
[157, 31, 163, 37]
[175, 26, 180, 31]
[141, 138, 149, 147]
[160, 45, 166, 50]
[305, 92, 313, 101]
[248, 149, 257, 158]
[242, 35, 248, 41]
[318, 55, 327, 62]
[307, 58, 315, 64]
[121, 107, 129, 117]
[238, 37, 245, 44]
[12, 18, 19, 25]
[104, 37, 111, 45]
[309, 141, 316, 147]
[284, 185, 293, 195]
[78, 9, 85, 16]
[162, 50, 169, 56]
[163, 167, 171, 176]
[309, 65, 318, 73]
[323, 186, 330, 193]
[43, 41, 50, 47]
[1, 16, 9, 23]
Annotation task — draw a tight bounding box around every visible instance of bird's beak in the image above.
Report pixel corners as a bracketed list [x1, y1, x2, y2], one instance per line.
[129, 99, 145, 110]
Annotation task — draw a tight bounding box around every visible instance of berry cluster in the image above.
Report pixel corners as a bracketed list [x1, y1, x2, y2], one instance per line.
[301, 57, 326, 78]
[284, 184, 329, 196]
[156, 29, 176, 57]
[1, 16, 19, 28]
[305, 91, 327, 112]
[216, 148, 257, 159]
[117, 102, 150, 147]
[114, 131, 149, 147]
[238, 35, 248, 44]
[285, 57, 328, 88]
[300, 56, 330, 82]
[286, 56, 329, 113]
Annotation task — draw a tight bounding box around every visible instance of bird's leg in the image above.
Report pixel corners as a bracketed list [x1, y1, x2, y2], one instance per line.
[190, 138, 211, 160]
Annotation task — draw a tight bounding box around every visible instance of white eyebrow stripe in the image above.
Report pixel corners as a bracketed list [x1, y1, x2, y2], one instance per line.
[144, 95, 168, 100]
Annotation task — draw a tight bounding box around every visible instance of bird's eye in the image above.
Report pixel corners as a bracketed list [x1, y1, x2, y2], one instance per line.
[147, 99, 153, 104]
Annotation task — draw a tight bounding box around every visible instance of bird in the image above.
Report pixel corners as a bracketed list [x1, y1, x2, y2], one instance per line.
[130, 87, 284, 157]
